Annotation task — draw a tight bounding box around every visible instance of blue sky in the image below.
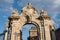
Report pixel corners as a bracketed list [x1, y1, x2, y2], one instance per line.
[0, 0, 60, 40]
[22, 24, 36, 40]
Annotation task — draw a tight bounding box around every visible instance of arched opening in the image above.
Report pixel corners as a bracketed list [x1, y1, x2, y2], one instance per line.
[21, 23, 40, 40]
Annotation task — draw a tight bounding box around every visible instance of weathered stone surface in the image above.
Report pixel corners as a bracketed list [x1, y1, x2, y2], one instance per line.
[4, 3, 55, 40]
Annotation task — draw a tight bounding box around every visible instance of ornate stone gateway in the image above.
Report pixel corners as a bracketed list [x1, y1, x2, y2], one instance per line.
[4, 3, 55, 40]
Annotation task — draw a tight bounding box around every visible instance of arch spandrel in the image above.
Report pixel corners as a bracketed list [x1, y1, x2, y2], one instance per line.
[21, 3, 39, 19]
[19, 17, 41, 31]
[19, 9, 41, 30]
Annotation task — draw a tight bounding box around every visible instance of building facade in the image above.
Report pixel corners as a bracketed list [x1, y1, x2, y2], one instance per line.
[4, 3, 56, 40]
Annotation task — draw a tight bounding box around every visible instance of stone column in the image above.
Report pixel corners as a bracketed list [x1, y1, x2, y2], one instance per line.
[44, 26, 51, 40]
[10, 28, 22, 40]
[16, 30, 22, 40]
[4, 23, 9, 40]
[8, 10, 21, 40]
[44, 21, 51, 40]
[10, 26, 15, 40]
[41, 27, 45, 40]
[41, 24, 45, 40]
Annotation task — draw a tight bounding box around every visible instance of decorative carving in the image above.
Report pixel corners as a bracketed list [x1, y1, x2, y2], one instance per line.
[4, 3, 55, 40]
[26, 15, 30, 22]
[12, 9, 19, 16]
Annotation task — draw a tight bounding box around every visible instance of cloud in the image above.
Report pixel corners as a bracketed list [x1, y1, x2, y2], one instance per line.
[0, 7, 13, 12]
[29, 0, 41, 2]
[0, 0, 14, 14]
[53, 0, 60, 8]
[58, 19, 60, 22]
[4, 0, 14, 3]
[3, 16, 7, 18]
[51, 11, 59, 19]
[50, 20, 55, 24]
[17, 0, 28, 7]
[17, 0, 59, 19]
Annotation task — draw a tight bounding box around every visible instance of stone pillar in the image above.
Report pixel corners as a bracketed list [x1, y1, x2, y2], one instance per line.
[14, 31, 22, 40]
[41, 27, 45, 40]
[10, 21, 21, 40]
[10, 26, 15, 40]
[40, 20, 45, 40]
[10, 28, 22, 40]
[4, 23, 9, 40]
[40, 27, 44, 40]
[44, 26, 51, 40]
[8, 10, 21, 40]
[44, 21, 51, 40]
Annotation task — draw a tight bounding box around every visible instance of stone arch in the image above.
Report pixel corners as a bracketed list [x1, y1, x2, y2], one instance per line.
[20, 21, 40, 31]
[21, 21, 40, 40]
[4, 3, 56, 40]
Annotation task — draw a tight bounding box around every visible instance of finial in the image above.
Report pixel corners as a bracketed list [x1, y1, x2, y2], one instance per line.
[12, 9, 18, 16]
[40, 9, 47, 15]
[28, 3, 31, 5]
[12, 9, 18, 14]
[41, 9, 46, 13]
[27, 3, 32, 9]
